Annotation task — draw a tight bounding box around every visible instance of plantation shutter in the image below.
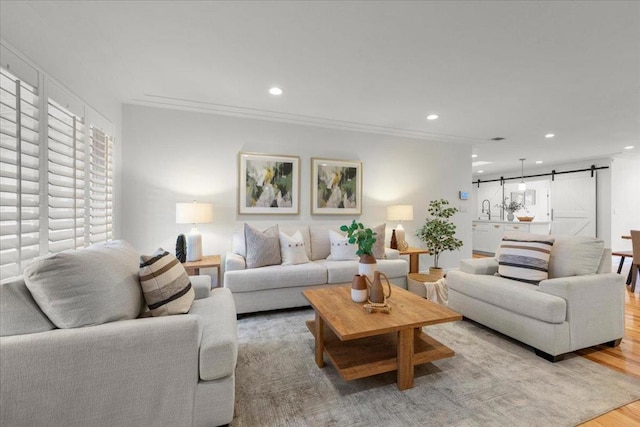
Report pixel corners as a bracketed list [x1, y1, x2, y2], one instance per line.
[89, 127, 112, 243]
[47, 97, 86, 253]
[0, 67, 40, 281]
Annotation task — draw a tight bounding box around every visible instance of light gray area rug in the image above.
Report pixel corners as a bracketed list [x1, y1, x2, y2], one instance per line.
[232, 309, 640, 426]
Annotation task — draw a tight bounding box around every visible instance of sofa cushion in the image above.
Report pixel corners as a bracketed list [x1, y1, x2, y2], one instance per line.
[548, 236, 605, 278]
[189, 288, 238, 381]
[327, 230, 358, 260]
[309, 225, 338, 260]
[498, 236, 554, 284]
[447, 270, 566, 324]
[0, 278, 55, 337]
[315, 259, 409, 284]
[23, 240, 143, 329]
[224, 262, 327, 292]
[372, 223, 386, 259]
[245, 223, 281, 268]
[139, 249, 195, 316]
[279, 231, 310, 265]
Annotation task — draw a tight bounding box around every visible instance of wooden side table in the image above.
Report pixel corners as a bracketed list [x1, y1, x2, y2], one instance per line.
[398, 247, 429, 274]
[182, 255, 221, 288]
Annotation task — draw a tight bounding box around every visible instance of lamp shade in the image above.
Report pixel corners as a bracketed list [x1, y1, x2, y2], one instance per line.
[386, 205, 414, 222]
[176, 202, 213, 224]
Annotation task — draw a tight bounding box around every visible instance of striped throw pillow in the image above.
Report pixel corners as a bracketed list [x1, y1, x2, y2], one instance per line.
[139, 249, 195, 316]
[498, 237, 555, 284]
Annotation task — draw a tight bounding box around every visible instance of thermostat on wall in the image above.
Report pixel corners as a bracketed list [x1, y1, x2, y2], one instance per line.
[459, 191, 469, 200]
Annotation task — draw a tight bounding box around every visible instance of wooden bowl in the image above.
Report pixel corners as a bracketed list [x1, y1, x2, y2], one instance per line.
[517, 216, 534, 222]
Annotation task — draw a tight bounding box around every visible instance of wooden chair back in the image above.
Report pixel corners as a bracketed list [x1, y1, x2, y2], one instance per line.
[632, 230, 640, 264]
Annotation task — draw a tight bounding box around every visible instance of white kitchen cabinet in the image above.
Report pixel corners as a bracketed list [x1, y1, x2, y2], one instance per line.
[472, 221, 551, 254]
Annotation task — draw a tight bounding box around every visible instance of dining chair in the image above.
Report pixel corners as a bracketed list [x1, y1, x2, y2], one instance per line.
[630, 230, 640, 292]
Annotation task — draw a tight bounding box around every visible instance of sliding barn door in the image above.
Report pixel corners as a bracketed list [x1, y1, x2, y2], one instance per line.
[550, 171, 596, 237]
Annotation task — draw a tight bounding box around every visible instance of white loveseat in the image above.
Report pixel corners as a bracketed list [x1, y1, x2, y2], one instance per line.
[447, 233, 625, 362]
[225, 225, 409, 314]
[0, 241, 237, 427]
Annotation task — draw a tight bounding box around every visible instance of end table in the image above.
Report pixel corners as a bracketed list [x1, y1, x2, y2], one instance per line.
[397, 247, 429, 274]
[182, 255, 221, 288]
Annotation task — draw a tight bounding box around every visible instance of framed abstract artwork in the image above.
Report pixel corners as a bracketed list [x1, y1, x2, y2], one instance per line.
[311, 158, 362, 215]
[238, 152, 300, 214]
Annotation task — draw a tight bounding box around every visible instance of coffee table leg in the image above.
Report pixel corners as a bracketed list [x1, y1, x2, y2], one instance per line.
[315, 312, 325, 368]
[397, 328, 414, 390]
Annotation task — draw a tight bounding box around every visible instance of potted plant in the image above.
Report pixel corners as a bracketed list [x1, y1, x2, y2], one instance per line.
[341, 220, 377, 279]
[496, 198, 524, 221]
[416, 199, 463, 277]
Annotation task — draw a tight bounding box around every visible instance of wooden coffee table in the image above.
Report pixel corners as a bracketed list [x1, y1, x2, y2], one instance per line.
[303, 284, 462, 390]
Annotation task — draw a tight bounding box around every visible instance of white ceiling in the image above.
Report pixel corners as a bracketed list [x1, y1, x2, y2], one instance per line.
[2, 1, 639, 176]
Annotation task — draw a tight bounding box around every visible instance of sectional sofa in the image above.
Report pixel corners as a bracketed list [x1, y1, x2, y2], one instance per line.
[224, 224, 409, 314]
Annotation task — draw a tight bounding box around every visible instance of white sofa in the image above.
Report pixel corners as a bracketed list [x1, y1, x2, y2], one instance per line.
[0, 241, 237, 427]
[447, 234, 625, 362]
[225, 225, 409, 314]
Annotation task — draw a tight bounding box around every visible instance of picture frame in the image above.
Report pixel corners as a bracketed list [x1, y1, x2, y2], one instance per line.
[238, 152, 300, 214]
[311, 157, 362, 215]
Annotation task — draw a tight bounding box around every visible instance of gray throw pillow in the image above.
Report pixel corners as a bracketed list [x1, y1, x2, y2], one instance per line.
[23, 240, 144, 329]
[372, 223, 386, 259]
[245, 223, 282, 268]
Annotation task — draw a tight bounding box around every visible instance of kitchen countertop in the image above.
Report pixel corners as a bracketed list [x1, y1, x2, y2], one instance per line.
[473, 219, 550, 224]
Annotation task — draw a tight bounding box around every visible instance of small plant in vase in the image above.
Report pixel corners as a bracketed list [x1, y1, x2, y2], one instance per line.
[341, 220, 377, 280]
[496, 198, 524, 221]
[416, 199, 463, 278]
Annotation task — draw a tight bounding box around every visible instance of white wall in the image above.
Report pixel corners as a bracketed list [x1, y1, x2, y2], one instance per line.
[610, 156, 640, 251]
[121, 105, 473, 280]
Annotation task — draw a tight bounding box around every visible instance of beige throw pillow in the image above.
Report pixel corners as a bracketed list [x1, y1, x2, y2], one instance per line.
[139, 249, 195, 316]
[372, 223, 386, 259]
[327, 230, 359, 261]
[245, 223, 282, 268]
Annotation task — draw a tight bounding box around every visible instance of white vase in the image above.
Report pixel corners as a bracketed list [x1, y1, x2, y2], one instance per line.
[507, 212, 515, 222]
[358, 254, 377, 283]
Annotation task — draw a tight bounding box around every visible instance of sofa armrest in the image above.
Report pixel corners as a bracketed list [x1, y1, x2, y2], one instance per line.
[190, 275, 211, 299]
[385, 248, 400, 259]
[459, 258, 499, 275]
[225, 252, 246, 272]
[0, 315, 201, 425]
[539, 273, 625, 348]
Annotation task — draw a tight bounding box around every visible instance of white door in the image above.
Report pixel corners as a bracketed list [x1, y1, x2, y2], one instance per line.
[550, 171, 596, 237]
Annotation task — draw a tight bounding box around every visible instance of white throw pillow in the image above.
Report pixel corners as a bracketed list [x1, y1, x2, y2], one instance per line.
[327, 230, 359, 261]
[279, 231, 310, 265]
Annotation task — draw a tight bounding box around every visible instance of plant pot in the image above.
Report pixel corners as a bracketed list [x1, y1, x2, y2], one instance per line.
[429, 267, 444, 279]
[358, 254, 377, 282]
[507, 212, 515, 221]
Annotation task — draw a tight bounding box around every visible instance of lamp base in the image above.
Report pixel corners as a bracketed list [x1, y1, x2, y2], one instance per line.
[186, 227, 203, 262]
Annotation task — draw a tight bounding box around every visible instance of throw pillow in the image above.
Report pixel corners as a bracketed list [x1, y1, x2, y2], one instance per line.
[497, 236, 555, 284]
[372, 223, 386, 259]
[245, 223, 282, 268]
[23, 240, 144, 329]
[279, 231, 310, 265]
[139, 249, 195, 316]
[548, 236, 605, 278]
[327, 230, 359, 261]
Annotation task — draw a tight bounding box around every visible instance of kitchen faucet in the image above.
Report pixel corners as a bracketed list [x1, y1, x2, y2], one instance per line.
[481, 199, 491, 220]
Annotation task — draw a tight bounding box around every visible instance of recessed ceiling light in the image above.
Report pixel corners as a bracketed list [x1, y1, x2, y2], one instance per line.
[269, 87, 283, 95]
[536, 160, 543, 164]
[624, 145, 634, 150]
[478, 170, 484, 173]
[426, 114, 439, 120]
[471, 154, 478, 158]
[545, 133, 555, 138]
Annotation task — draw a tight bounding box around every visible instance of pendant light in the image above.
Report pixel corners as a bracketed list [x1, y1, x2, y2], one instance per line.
[518, 158, 526, 191]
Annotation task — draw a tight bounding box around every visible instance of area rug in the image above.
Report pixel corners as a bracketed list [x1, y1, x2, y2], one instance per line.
[231, 308, 640, 426]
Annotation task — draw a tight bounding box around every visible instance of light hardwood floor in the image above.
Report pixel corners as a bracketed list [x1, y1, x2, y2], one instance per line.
[471, 253, 640, 425]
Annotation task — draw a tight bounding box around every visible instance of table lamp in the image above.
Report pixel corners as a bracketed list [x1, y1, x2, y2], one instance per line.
[176, 201, 213, 262]
[387, 204, 414, 251]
